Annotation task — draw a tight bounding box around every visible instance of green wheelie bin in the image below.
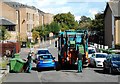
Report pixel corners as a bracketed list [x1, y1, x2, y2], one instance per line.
[9, 58, 26, 73]
[14, 53, 20, 58]
[9, 58, 17, 72]
[13, 58, 26, 73]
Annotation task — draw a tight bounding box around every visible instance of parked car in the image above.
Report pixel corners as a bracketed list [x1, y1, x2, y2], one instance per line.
[88, 47, 96, 64]
[103, 54, 120, 74]
[88, 47, 96, 58]
[36, 48, 51, 58]
[36, 54, 56, 71]
[90, 53, 108, 67]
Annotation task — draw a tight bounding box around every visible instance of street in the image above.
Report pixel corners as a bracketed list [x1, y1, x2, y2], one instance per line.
[2, 40, 119, 83]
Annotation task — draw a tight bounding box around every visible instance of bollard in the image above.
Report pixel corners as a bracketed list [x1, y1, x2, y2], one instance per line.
[98, 44, 101, 49]
[101, 45, 104, 49]
[94, 43, 97, 48]
[104, 46, 108, 50]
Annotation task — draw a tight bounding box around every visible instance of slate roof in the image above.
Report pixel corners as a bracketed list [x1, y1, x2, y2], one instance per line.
[105, 1, 120, 17]
[4, 1, 45, 14]
[0, 18, 16, 26]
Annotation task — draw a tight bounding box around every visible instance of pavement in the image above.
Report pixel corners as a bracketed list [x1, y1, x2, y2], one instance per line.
[0, 68, 9, 84]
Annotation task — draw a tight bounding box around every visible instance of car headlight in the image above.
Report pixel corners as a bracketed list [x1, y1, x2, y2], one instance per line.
[112, 64, 118, 67]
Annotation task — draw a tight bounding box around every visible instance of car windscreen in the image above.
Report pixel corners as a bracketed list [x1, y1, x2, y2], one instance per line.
[39, 55, 53, 60]
[96, 54, 107, 58]
[88, 49, 95, 54]
[111, 55, 120, 61]
[38, 50, 50, 54]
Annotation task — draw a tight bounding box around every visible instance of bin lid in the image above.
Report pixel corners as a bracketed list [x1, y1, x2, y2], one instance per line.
[17, 58, 26, 63]
[10, 58, 18, 60]
[10, 58, 25, 63]
[14, 53, 20, 56]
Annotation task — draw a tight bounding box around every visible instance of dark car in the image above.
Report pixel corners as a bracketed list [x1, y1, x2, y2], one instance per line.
[103, 54, 120, 74]
[36, 54, 56, 71]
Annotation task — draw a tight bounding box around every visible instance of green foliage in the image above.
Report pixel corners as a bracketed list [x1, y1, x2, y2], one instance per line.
[0, 26, 11, 40]
[32, 21, 61, 38]
[32, 30, 39, 42]
[54, 12, 78, 30]
[78, 12, 104, 31]
[78, 16, 92, 30]
[91, 13, 104, 31]
[49, 22, 61, 34]
[33, 26, 45, 37]
[79, 16, 91, 23]
[60, 23, 69, 31]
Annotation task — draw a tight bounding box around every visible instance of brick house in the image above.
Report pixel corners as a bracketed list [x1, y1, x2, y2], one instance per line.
[0, 1, 54, 42]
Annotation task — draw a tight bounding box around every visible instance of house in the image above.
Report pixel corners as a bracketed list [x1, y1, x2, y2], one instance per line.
[0, 1, 54, 42]
[104, 0, 120, 48]
[0, 1, 18, 41]
[43, 13, 54, 25]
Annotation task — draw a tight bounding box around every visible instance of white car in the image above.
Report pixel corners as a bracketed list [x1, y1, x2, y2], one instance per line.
[88, 47, 96, 58]
[90, 53, 108, 67]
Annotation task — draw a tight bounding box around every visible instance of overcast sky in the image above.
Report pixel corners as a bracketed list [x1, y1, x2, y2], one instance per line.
[10, 0, 110, 21]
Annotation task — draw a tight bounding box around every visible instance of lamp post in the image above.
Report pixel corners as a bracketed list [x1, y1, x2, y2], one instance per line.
[30, 24, 32, 53]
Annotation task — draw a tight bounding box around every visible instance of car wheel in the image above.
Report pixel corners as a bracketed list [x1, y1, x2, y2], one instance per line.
[37, 67, 41, 72]
[56, 63, 61, 71]
[103, 68, 107, 74]
[94, 61, 96, 68]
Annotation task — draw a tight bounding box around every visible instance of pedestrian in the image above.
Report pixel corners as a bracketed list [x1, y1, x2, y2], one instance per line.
[25, 52, 32, 73]
[77, 49, 83, 73]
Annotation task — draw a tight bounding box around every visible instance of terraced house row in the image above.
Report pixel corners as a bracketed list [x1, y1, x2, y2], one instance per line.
[0, 1, 54, 42]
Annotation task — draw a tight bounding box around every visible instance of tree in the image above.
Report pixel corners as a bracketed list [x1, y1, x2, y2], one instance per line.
[88, 12, 104, 44]
[33, 26, 48, 37]
[49, 22, 61, 34]
[32, 30, 39, 42]
[91, 13, 104, 31]
[54, 12, 78, 30]
[79, 16, 91, 23]
[0, 26, 11, 41]
[78, 16, 92, 30]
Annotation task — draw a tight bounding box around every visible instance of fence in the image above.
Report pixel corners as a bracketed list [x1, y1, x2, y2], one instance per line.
[0, 42, 21, 57]
[90, 43, 120, 54]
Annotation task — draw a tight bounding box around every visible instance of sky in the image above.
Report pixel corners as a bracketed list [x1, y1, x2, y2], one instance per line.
[9, 0, 110, 21]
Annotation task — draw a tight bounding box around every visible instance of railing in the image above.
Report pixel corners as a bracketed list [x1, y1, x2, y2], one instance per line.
[89, 43, 120, 54]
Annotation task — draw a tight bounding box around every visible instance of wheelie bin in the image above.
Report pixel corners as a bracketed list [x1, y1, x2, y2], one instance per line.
[14, 53, 20, 58]
[9, 58, 17, 72]
[13, 58, 26, 72]
[9, 58, 26, 73]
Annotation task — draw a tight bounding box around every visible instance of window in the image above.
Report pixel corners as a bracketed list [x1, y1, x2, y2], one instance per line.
[39, 55, 52, 60]
[33, 14, 34, 21]
[38, 50, 50, 54]
[27, 24, 29, 32]
[27, 13, 29, 21]
[6, 26, 15, 31]
[96, 54, 107, 58]
[88, 49, 95, 54]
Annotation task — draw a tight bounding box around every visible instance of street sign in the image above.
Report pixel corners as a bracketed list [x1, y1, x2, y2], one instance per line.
[27, 32, 32, 39]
